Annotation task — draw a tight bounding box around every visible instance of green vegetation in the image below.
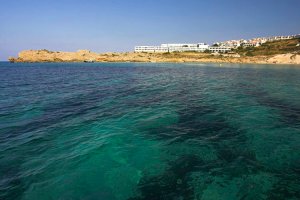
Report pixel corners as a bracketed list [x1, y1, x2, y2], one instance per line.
[234, 38, 300, 56]
[40, 49, 54, 53]
[245, 51, 254, 57]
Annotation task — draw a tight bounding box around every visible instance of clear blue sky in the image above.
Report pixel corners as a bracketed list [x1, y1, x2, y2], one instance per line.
[1, 0, 300, 60]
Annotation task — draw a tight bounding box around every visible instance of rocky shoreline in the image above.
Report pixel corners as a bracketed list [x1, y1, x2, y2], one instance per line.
[8, 49, 300, 65]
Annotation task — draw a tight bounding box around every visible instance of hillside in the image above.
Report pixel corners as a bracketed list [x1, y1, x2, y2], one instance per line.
[7, 50, 265, 64]
[234, 38, 300, 56]
[8, 39, 300, 65]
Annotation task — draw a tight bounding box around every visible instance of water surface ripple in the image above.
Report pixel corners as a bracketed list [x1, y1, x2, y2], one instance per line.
[0, 62, 299, 200]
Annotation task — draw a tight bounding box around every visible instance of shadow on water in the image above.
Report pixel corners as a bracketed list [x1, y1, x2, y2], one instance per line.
[0, 87, 128, 140]
[129, 155, 203, 200]
[131, 99, 267, 199]
[257, 94, 300, 128]
[267, 176, 300, 200]
[138, 104, 243, 143]
[240, 84, 300, 128]
[1, 64, 299, 200]
[0, 89, 125, 199]
[132, 80, 300, 199]
[0, 164, 26, 200]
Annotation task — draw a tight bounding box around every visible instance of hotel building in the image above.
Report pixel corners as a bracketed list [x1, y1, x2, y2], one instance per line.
[135, 43, 233, 53]
[208, 46, 232, 53]
[135, 43, 210, 53]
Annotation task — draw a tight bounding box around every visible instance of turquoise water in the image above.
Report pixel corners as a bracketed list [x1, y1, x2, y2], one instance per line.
[0, 62, 299, 200]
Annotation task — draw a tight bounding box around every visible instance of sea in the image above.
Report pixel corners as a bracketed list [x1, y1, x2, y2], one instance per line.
[0, 62, 299, 200]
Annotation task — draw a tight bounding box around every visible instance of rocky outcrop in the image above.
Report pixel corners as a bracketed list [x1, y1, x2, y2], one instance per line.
[13, 49, 102, 62]
[8, 49, 300, 65]
[267, 53, 300, 64]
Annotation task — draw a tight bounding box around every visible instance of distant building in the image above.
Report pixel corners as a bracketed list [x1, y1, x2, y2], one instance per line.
[134, 46, 169, 53]
[135, 43, 209, 53]
[241, 43, 256, 48]
[215, 34, 300, 49]
[135, 34, 299, 53]
[208, 46, 232, 53]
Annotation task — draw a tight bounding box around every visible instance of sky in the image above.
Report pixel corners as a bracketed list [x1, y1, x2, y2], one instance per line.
[1, 0, 300, 60]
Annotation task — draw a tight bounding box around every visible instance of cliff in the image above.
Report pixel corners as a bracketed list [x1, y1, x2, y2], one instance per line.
[9, 49, 300, 65]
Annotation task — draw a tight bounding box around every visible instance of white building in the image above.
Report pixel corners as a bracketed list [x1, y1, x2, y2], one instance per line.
[135, 43, 209, 53]
[208, 46, 232, 53]
[241, 43, 256, 48]
[134, 46, 169, 53]
[135, 42, 235, 53]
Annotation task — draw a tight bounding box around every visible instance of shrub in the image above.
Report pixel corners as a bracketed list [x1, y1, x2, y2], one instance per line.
[245, 51, 254, 56]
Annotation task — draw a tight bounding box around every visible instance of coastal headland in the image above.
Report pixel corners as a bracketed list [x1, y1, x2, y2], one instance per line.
[8, 50, 300, 65]
[9, 39, 300, 65]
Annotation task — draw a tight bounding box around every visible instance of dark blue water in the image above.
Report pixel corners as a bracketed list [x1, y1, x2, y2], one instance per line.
[0, 62, 299, 200]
